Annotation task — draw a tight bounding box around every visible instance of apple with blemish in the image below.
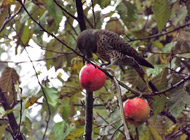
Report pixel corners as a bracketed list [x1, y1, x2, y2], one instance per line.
[123, 97, 150, 126]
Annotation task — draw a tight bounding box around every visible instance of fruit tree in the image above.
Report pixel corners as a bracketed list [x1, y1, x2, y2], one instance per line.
[0, 0, 190, 140]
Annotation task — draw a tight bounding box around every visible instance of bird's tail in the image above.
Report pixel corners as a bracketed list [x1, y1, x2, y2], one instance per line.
[134, 66, 158, 92]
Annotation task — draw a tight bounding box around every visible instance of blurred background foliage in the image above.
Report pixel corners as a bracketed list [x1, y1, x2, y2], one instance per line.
[0, 0, 190, 139]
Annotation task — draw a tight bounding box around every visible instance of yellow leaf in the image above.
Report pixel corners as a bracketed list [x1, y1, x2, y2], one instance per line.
[180, 134, 187, 140]
[148, 125, 162, 140]
[65, 128, 84, 139]
[2, 0, 13, 7]
[153, 41, 164, 49]
[105, 17, 125, 35]
[25, 97, 39, 109]
[57, 72, 62, 78]
[0, 125, 6, 140]
[159, 55, 166, 64]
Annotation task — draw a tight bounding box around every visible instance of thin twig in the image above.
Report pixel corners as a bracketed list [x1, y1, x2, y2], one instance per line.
[143, 74, 190, 97]
[97, 113, 125, 135]
[66, 19, 78, 36]
[0, 2, 23, 33]
[129, 22, 190, 41]
[84, 15, 94, 28]
[110, 124, 123, 140]
[91, 0, 96, 28]
[0, 54, 70, 64]
[53, 0, 77, 20]
[24, 48, 51, 140]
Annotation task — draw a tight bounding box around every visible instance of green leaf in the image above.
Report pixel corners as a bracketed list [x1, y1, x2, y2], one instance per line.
[153, 41, 164, 49]
[168, 88, 190, 117]
[148, 125, 162, 140]
[21, 25, 30, 45]
[153, 0, 171, 31]
[116, 1, 137, 28]
[0, 7, 9, 30]
[44, 87, 59, 107]
[66, 127, 84, 139]
[105, 17, 125, 35]
[52, 121, 71, 139]
[0, 125, 6, 140]
[60, 99, 71, 120]
[162, 42, 176, 53]
[95, 0, 111, 8]
[153, 95, 166, 117]
[45, 1, 63, 26]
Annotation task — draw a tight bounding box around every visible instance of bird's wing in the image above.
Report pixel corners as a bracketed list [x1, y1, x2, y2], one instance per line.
[99, 30, 154, 68]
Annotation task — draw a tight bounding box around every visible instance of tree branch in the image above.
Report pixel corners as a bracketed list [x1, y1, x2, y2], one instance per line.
[75, 1, 94, 140]
[0, 2, 22, 32]
[53, 0, 77, 20]
[143, 74, 190, 97]
[0, 88, 24, 140]
[84, 92, 93, 140]
[129, 22, 190, 42]
[75, 0, 86, 31]
[0, 2, 23, 33]
[91, 0, 96, 28]
[0, 54, 70, 64]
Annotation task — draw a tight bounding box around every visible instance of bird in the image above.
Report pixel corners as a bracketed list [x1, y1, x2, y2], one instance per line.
[77, 29, 157, 92]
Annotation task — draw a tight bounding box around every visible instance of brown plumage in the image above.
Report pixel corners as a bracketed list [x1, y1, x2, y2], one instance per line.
[77, 29, 157, 91]
[77, 29, 153, 68]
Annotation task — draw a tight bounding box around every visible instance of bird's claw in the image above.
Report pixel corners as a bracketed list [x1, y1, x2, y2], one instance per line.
[100, 62, 110, 68]
[101, 67, 115, 75]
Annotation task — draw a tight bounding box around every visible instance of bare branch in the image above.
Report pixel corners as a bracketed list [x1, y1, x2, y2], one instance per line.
[129, 22, 190, 42]
[143, 74, 190, 97]
[0, 54, 72, 64]
[91, 0, 96, 28]
[53, 0, 77, 20]
[84, 91, 93, 140]
[24, 48, 51, 140]
[84, 15, 94, 28]
[0, 2, 23, 33]
[75, 0, 86, 31]
[97, 113, 125, 135]
[0, 89, 24, 140]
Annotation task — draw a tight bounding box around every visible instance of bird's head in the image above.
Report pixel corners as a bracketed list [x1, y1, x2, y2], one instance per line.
[76, 29, 97, 59]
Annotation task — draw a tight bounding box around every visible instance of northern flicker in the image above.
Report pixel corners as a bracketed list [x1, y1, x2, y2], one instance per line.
[77, 29, 157, 91]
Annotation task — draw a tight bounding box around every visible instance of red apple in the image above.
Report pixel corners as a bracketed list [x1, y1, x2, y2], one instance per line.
[123, 97, 150, 126]
[79, 64, 106, 91]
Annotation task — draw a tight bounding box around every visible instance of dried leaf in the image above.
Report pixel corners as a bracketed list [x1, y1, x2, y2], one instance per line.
[105, 18, 125, 35]
[0, 67, 19, 107]
[2, 0, 13, 7]
[25, 96, 39, 109]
